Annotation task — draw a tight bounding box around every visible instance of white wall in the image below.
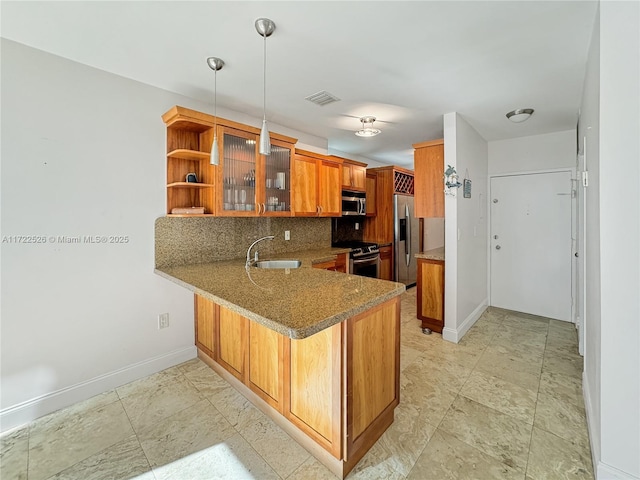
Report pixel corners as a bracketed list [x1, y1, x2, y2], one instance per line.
[597, 2, 640, 478]
[0, 39, 327, 432]
[443, 112, 489, 342]
[489, 130, 576, 174]
[578, 6, 603, 474]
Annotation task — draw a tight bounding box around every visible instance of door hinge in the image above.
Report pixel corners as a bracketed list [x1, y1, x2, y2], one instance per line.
[582, 171, 589, 187]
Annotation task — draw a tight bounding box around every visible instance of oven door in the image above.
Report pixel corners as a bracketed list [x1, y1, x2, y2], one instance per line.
[350, 254, 380, 278]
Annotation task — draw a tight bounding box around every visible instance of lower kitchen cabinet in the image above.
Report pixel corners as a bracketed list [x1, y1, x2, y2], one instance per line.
[286, 323, 342, 457]
[416, 258, 445, 333]
[379, 245, 393, 281]
[312, 253, 348, 273]
[193, 293, 400, 478]
[194, 295, 215, 358]
[216, 304, 248, 381]
[248, 320, 285, 413]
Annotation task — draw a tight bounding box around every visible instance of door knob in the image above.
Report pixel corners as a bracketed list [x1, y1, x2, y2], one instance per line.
[495, 245, 501, 250]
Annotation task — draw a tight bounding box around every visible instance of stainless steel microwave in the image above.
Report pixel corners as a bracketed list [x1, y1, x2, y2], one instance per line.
[342, 190, 366, 216]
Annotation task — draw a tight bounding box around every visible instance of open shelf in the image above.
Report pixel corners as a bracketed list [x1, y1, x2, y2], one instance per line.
[167, 182, 215, 188]
[168, 149, 210, 161]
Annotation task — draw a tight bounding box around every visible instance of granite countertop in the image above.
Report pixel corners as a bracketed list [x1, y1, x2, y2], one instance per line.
[415, 247, 445, 261]
[156, 247, 405, 339]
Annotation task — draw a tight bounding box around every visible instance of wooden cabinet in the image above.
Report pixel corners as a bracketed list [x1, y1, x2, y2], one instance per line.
[216, 304, 248, 381]
[194, 293, 400, 478]
[195, 296, 285, 412]
[286, 323, 343, 457]
[338, 158, 367, 191]
[365, 172, 377, 216]
[194, 295, 215, 358]
[216, 125, 294, 217]
[417, 258, 445, 333]
[292, 149, 342, 217]
[162, 106, 296, 217]
[413, 139, 444, 218]
[379, 245, 393, 281]
[363, 166, 414, 245]
[312, 253, 348, 273]
[164, 112, 216, 215]
[248, 321, 285, 413]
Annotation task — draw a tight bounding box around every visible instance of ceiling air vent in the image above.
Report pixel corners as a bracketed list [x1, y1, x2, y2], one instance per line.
[305, 90, 341, 106]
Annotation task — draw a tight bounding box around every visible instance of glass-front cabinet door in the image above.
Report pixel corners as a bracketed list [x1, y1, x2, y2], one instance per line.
[216, 126, 292, 216]
[217, 127, 259, 216]
[262, 138, 291, 216]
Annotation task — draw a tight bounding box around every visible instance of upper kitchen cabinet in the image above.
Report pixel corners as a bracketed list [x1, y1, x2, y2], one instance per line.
[413, 139, 444, 218]
[335, 157, 367, 191]
[215, 125, 294, 217]
[365, 172, 377, 216]
[163, 107, 217, 216]
[291, 149, 342, 217]
[162, 106, 296, 217]
[363, 166, 414, 244]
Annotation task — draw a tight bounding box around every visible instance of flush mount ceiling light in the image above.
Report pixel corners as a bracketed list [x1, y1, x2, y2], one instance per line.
[506, 108, 534, 123]
[255, 17, 276, 156]
[355, 116, 381, 137]
[207, 56, 224, 165]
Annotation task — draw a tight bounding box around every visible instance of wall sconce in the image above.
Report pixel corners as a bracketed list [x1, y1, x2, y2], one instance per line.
[444, 165, 462, 196]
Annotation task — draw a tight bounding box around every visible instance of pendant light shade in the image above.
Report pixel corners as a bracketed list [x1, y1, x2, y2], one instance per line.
[255, 18, 276, 155]
[259, 119, 270, 155]
[207, 57, 224, 165]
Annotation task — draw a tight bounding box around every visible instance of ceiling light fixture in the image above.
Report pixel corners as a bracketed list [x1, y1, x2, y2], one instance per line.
[255, 18, 276, 156]
[355, 116, 381, 137]
[506, 108, 534, 123]
[207, 57, 224, 166]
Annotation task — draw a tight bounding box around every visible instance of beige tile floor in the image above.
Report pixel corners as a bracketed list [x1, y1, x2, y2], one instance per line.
[1, 287, 594, 479]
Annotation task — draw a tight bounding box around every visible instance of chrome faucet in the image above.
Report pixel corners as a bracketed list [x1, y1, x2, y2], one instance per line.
[246, 235, 275, 267]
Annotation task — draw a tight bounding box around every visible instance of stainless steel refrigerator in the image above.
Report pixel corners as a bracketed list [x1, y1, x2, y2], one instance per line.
[394, 194, 420, 286]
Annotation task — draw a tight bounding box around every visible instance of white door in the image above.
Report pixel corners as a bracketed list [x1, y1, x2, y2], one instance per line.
[490, 171, 573, 321]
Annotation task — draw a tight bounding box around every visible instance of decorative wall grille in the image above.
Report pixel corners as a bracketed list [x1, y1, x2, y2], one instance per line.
[394, 172, 414, 195]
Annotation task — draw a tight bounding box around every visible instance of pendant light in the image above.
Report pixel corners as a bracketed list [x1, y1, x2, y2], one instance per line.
[255, 18, 276, 156]
[207, 57, 224, 165]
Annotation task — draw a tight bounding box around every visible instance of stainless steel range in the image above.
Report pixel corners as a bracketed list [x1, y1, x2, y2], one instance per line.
[332, 241, 380, 278]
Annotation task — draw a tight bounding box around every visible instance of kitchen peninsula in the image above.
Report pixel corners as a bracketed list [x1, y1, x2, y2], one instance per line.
[156, 248, 405, 478]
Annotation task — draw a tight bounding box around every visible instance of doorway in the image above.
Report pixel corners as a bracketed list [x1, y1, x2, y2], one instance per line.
[490, 171, 573, 321]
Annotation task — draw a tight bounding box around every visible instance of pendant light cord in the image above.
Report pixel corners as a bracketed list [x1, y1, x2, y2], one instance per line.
[214, 68, 217, 136]
[263, 32, 267, 121]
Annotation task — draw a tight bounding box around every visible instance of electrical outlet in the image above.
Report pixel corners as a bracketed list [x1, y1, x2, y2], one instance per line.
[158, 313, 170, 329]
[355, 222, 360, 230]
[284, 230, 290, 241]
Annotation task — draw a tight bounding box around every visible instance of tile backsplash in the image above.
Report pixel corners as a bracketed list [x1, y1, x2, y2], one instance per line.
[155, 216, 331, 268]
[331, 217, 364, 244]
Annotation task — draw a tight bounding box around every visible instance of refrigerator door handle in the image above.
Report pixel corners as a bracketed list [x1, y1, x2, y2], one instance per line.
[405, 204, 411, 266]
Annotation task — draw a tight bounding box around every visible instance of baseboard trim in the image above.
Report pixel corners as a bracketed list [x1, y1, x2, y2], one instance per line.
[583, 371, 601, 477]
[0, 346, 197, 433]
[442, 299, 488, 343]
[585, 370, 638, 480]
[597, 462, 639, 480]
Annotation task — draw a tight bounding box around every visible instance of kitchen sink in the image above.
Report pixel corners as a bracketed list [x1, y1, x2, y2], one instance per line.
[252, 260, 302, 269]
